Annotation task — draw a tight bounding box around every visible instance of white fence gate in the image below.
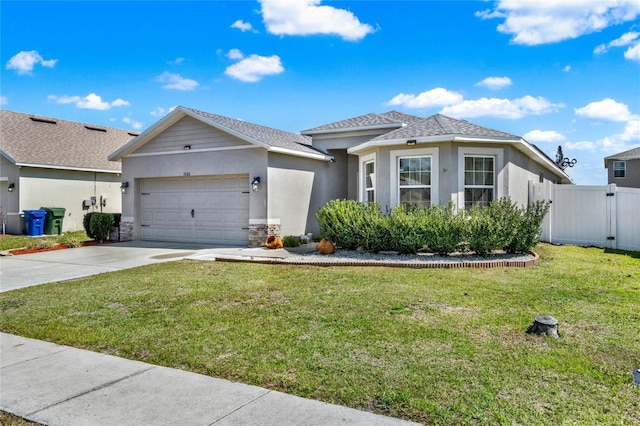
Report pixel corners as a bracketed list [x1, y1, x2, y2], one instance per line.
[529, 182, 640, 251]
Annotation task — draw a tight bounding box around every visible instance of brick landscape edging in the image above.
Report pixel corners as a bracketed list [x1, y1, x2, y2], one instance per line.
[215, 251, 539, 269]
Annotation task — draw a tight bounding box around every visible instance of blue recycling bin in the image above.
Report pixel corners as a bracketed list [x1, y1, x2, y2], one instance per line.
[23, 210, 47, 236]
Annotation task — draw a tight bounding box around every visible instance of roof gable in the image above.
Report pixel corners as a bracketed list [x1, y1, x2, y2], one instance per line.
[1, 109, 135, 172]
[604, 146, 640, 166]
[110, 106, 328, 161]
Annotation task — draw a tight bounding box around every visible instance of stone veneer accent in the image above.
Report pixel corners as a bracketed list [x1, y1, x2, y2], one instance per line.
[119, 220, 134, 242]
[248, 219, 281, 247]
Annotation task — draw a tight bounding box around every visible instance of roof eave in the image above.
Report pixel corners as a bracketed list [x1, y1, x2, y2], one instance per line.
[269, 146, 333, 161]
[14, 162, 121, 174]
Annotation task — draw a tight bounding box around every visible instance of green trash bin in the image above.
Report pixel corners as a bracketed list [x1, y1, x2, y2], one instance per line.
[41, 207, 66, 235]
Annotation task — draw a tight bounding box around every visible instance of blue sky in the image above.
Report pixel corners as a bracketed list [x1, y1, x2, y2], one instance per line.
[2, 0, 639, 185]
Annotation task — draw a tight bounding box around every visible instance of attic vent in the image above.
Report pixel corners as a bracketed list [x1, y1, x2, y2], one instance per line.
[85, 125, 107, 132]
[128, 132, 139, 137]
[30, 117, 57, 124]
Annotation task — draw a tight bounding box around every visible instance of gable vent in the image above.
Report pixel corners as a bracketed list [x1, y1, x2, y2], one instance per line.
[30, 117, 57, 124]
[84, 125, 107, 132]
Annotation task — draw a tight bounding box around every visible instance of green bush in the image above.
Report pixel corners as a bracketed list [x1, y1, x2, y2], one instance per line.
[83, 212, 96, 239]
[424, 203, 466, 256]
[89, 213, 114, 242]
[388, 206, 428, 254]
[504, 200, 550, 254]
[282, 235, 301, 248]
[315, 198, 549, 256]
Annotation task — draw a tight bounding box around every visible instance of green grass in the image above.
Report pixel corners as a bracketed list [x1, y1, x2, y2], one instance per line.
[1, 244, 638, 425]
[0, 231, 90, 251]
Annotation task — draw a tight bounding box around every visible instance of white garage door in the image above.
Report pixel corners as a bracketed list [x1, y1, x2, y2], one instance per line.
[139, 175, 250, 245]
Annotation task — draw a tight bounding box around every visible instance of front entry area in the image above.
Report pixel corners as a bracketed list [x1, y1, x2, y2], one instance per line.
[138, 175, 250, 246]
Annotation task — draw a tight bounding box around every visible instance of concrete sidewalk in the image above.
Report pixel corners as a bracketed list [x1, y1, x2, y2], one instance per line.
[1, 333, 418, 426]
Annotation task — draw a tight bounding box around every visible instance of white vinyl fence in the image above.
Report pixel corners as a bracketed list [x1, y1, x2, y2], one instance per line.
[529, 182, 640, 252]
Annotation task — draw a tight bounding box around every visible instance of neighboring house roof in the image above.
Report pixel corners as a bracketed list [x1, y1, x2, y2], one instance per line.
[110, 106, 330, 161]
[604, 146, 640, 167]
[301, 110, 423, 135]
[1, 109, 136, 173]
[370, 114, 519, 142]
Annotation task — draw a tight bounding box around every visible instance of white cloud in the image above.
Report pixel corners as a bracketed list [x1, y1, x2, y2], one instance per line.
[565, 141, 596, 151]
[476, 1, 640, 45]
[6, 50, 57, 74]
[168, 57, 186, 65]
[224, 54, 284, 82]
[110, 98, 130, 107]
[123, 117, 144, 130]
[575, 99, 636, 122]
[155, 71, 199, 91]
[523, 130, 566, 143]
[48, 93, 129, 110]
[475, 76, 512, 90]
[231, 20, 255, 32]
[563, 65, 571, 72]
[0, 96, 7, 105]
[227, 49, 245, 60]
[150, 106, 177, 117]
[620, 119, 640, 141]
[259, 0, 375, 41]
[386, 88, 463, 109]
[594, 30, 640, 54]
[441, 95, 562, 119]
[624, 42, 640, 61]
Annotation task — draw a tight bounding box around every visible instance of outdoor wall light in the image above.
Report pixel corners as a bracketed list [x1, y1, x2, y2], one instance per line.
[120, 181, 129, 194]
[183, 145, 191, 150]
[8, 182, 15, 192]
[251, 176, 261, 192]
[406, 139, 417, 146]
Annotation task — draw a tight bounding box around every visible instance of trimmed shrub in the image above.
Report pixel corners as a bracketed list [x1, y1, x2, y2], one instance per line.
[83, 212, 96, 239]
[424, 203, 466, 256]
[466, 199, 521, 257]
[388, 206, 428, 254]
[504, 200, 550, 254]
[315, 199, 387, 251]
[89, 213, 114, 243]
[282, 235, 301, 248]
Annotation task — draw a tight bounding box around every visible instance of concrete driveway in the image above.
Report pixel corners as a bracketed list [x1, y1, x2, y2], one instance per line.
[0, 241, 275, 293]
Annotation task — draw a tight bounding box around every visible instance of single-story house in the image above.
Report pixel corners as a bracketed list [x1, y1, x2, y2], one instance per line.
[1, 110, 136, 234]
[109, 106, 570, 246]
[604, 146, 640, 188]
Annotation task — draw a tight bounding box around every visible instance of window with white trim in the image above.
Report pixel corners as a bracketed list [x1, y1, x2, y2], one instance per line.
[613, 161, 626, 178]
[398, 156, 431, 208]
[464, 155, 494, 209]
[364, 160, 375, 202]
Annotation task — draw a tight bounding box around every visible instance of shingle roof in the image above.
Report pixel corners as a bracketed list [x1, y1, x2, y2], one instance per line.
[182, 107, 321, 156]
[301, 111, 419, 134]
[370, 114, 519, 141]
[1, 109, 135, 172]
[604, 146, 640, 161]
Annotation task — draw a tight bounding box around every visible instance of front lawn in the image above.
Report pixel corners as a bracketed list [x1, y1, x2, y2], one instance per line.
[1, 244, 638, 424]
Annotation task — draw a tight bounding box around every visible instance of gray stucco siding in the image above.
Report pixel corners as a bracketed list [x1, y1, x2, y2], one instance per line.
[133, 116, 251, 155]
[1, 164, 121, 234]
[607, 158, 640, 188]
[352, 142, 562, 212]
[311, 131, 389, 151]
[267, 152, 341, 236]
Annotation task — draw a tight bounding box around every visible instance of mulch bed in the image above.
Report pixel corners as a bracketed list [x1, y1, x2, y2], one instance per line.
[8, 240, 118, 255]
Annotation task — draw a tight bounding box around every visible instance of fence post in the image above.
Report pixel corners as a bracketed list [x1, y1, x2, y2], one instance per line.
[606, 183, 617, 249]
